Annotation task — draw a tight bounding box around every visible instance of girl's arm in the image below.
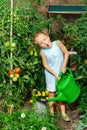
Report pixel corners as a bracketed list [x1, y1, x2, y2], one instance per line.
[40, 50, 60, 80]
[57, 40, 69, 73]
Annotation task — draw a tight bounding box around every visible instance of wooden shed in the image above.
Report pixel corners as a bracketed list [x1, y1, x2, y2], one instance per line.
[47, 5, 86, 33]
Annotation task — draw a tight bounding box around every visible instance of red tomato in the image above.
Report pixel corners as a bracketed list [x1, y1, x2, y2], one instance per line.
[14, 67, 21, 74]
[8, 70, 13, 75]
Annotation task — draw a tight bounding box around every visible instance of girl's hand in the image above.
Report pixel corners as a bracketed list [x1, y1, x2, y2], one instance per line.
[54, 73, 61, 80]
[61, 66, 66, 73]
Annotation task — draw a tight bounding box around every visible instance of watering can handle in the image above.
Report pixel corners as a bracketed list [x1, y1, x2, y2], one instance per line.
[66, 67, 73, 76]
[58, 67, 73, 77]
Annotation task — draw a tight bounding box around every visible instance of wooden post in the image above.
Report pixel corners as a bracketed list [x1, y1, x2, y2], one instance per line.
[10, 0, 13, 84]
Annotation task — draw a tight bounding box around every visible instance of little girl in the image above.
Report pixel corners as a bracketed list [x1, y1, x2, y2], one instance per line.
[34, 31, 70, 121]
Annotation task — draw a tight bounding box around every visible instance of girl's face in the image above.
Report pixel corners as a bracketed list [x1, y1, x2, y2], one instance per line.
[35, 33, 52, 48]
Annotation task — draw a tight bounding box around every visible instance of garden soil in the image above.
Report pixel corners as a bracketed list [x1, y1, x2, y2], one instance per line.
[55, 103, 80, 130]
[24, 101, 81, 130]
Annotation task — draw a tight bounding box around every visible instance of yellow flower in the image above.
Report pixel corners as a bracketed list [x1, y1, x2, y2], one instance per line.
[45, 90, 49, 95]
[42, 91, 46, 96]
[30, 89, 49, 101]
[29, 99, 33, 103]
[37, 91, 41, 96]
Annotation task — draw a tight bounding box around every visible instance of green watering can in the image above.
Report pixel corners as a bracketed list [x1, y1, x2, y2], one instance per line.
[48, 68, 81, 104]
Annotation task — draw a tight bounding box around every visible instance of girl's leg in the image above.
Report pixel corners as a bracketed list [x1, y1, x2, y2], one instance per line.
[59, 102, 70, 121]
[59, 102, 66, 116]
[48, 92, 55, 114]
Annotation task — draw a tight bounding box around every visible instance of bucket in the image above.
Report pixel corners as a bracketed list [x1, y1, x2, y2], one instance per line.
[48, 68, 80, 104]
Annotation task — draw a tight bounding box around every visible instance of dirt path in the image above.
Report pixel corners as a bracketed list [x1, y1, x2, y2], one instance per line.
[56, 103, 80, 130]
[58, 108, 80, 130]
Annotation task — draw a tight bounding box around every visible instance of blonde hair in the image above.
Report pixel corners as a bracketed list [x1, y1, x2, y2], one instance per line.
[34, 31, 48, 44]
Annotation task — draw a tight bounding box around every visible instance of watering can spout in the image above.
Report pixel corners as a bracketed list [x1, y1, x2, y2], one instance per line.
[48, 93, 67, 102]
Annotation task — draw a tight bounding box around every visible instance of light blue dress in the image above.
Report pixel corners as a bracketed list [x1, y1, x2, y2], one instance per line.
[42, 41, 64, 92]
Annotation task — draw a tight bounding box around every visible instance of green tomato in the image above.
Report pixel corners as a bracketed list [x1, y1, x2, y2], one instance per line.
[4, 41, 10, 46]
[11, 43, 16, 48]
[12, 77, 17, 82]
[10, 74, 14, 79]
[10, 47, 15, 52]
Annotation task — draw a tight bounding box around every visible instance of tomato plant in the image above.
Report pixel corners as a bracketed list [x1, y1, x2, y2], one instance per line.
[0, 0, 50, 110]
